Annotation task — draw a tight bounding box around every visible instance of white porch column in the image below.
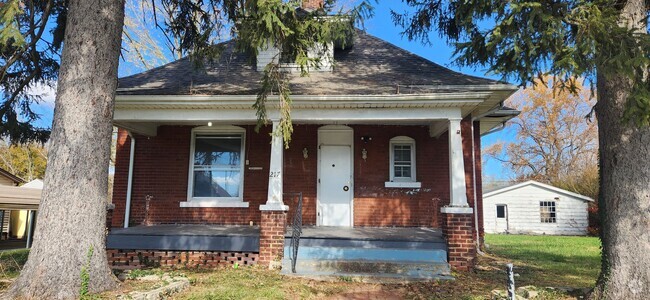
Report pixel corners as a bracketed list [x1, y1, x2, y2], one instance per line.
[260, 121, 289, 211]
[443, 118, 472, 212]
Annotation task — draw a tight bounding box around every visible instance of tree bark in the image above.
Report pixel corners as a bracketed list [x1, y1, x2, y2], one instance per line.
[592, 0, 650, 298]
[3, 0, 125, 299]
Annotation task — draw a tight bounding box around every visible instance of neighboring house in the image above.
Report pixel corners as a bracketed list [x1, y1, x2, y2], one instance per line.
[106, 0, 519, 278]
[483, 180, 593, 235]
[0, 169, 39, 247]
[0, 167, 24, 187]
[0, 167, 24, 239]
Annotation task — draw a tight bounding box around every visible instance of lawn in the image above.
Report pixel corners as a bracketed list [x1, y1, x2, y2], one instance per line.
[484, 234, 601, 288]
[0, 234, 601, 299]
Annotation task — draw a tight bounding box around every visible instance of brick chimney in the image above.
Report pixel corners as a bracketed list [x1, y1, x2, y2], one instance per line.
[302, 0, 323, 11]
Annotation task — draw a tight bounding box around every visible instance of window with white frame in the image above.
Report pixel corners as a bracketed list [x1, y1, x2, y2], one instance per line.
[540, 201, 557, 223]
[183, 126, 247, 207]
[389, 136, 416, 182]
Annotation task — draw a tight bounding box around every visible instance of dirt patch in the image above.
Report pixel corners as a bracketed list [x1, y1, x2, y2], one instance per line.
[323, 285, 404, 300]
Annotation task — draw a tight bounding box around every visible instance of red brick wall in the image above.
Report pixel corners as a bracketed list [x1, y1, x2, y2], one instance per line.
[258, 210, 287, 267]
[112, 129, 130, 227]
[284, 125, 318, 225]
[112, 125, 273, 227]
[457, 119, 484, 241]
[352, 125, 447, 227]
[111, 122, 484, 230]
[441, 213, 476, 271]
[472, 121, 485, 242]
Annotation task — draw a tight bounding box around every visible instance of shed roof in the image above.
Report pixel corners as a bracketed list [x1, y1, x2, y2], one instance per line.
[117, 31, 509, 96]
[483, 180, 594, 202]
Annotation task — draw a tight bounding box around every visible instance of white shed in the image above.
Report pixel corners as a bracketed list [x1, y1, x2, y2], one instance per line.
[483, 180, 593, 235]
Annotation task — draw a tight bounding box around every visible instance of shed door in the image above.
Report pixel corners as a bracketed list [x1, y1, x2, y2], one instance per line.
[318, 145, 352, 226]
[495, 204, 508, 233]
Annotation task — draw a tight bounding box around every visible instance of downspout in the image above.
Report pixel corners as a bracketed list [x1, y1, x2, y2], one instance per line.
[470, 102, 505, 255]
[123, 131, 135, 228]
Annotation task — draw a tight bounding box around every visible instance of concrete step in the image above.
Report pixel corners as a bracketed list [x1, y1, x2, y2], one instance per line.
[286, 237, 446, 250]
[280, 259, 452, 280]
[283, 246, 447, 263]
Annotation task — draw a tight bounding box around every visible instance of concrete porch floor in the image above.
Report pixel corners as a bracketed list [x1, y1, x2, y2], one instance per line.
[110, 224, 260, 237]
[110, 224, 443, 241]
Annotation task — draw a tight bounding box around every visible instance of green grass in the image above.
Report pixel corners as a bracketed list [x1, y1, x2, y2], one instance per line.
[485, 234, 601, 288]
[0, 249, 29, 280]
[0, 236, 601, 298]
[0, 249, 30, 291]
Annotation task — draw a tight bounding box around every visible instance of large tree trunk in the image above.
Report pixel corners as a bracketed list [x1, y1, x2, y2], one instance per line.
[4, 0, 125, 299]
[592, 0, 650, 298]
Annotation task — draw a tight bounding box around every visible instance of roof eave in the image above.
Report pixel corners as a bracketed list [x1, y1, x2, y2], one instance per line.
[484, 180, 594, 202]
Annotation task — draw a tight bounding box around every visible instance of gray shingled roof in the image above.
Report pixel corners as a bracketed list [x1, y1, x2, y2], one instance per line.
[117, 31, 504, 96]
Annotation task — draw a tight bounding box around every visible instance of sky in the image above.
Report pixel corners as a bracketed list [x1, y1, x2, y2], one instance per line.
[27, 1, 516, 181]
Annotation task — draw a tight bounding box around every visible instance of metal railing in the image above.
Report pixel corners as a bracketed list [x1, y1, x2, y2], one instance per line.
[284, 192, 303, 273]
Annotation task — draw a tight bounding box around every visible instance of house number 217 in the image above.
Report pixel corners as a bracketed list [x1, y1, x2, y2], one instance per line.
[269, 171, 281, 178]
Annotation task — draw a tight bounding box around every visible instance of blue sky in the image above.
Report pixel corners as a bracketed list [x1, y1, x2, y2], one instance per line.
[30, 1, 515, 180]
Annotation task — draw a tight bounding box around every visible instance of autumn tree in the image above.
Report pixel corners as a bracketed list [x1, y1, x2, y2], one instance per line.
[394, 0, 649, 298]
[484, 78, 599, 197]
[0, 141, 47, 181]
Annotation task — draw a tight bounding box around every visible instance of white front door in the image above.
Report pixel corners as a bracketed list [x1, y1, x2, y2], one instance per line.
[319, 145, 353, 226]
[495, 204, 508, 233]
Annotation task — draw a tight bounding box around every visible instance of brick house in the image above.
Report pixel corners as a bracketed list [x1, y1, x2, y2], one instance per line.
[107, 6, 518, 278]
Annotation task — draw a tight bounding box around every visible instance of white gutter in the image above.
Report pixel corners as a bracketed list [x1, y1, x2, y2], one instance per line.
[470, 103, 506, 255]
[123, 131, 136, 228]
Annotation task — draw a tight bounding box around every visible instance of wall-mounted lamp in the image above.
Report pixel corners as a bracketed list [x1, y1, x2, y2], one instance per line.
[207, 122, 213, 127]
[360, 136, 372, 143]
[302, 147, 309, 159]
[362, 148, 368, 161]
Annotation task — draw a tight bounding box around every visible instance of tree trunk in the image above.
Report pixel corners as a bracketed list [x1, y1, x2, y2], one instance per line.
[4, 0, 125, 299]
[592, 0, 650, 298]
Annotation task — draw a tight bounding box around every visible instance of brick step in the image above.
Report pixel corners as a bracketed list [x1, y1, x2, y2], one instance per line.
[280, 259, 452, 280]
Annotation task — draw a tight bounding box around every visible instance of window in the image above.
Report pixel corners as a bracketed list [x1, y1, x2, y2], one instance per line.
[496, 205, 506, 218]
[182, 126, 248, 207]
[540, 201, 556, 223]
[386, 136, 420, 188]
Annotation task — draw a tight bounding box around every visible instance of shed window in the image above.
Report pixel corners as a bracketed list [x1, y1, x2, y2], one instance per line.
[540, 201, 556, 223]
[496, 205, 506, 218]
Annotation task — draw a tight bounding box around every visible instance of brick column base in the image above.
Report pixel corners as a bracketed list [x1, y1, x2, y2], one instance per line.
[442, 212, 476, 271]
[259, 210, 287, 269]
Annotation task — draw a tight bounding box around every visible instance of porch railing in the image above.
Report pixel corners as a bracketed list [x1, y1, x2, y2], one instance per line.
[284, 192, 303, 273]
